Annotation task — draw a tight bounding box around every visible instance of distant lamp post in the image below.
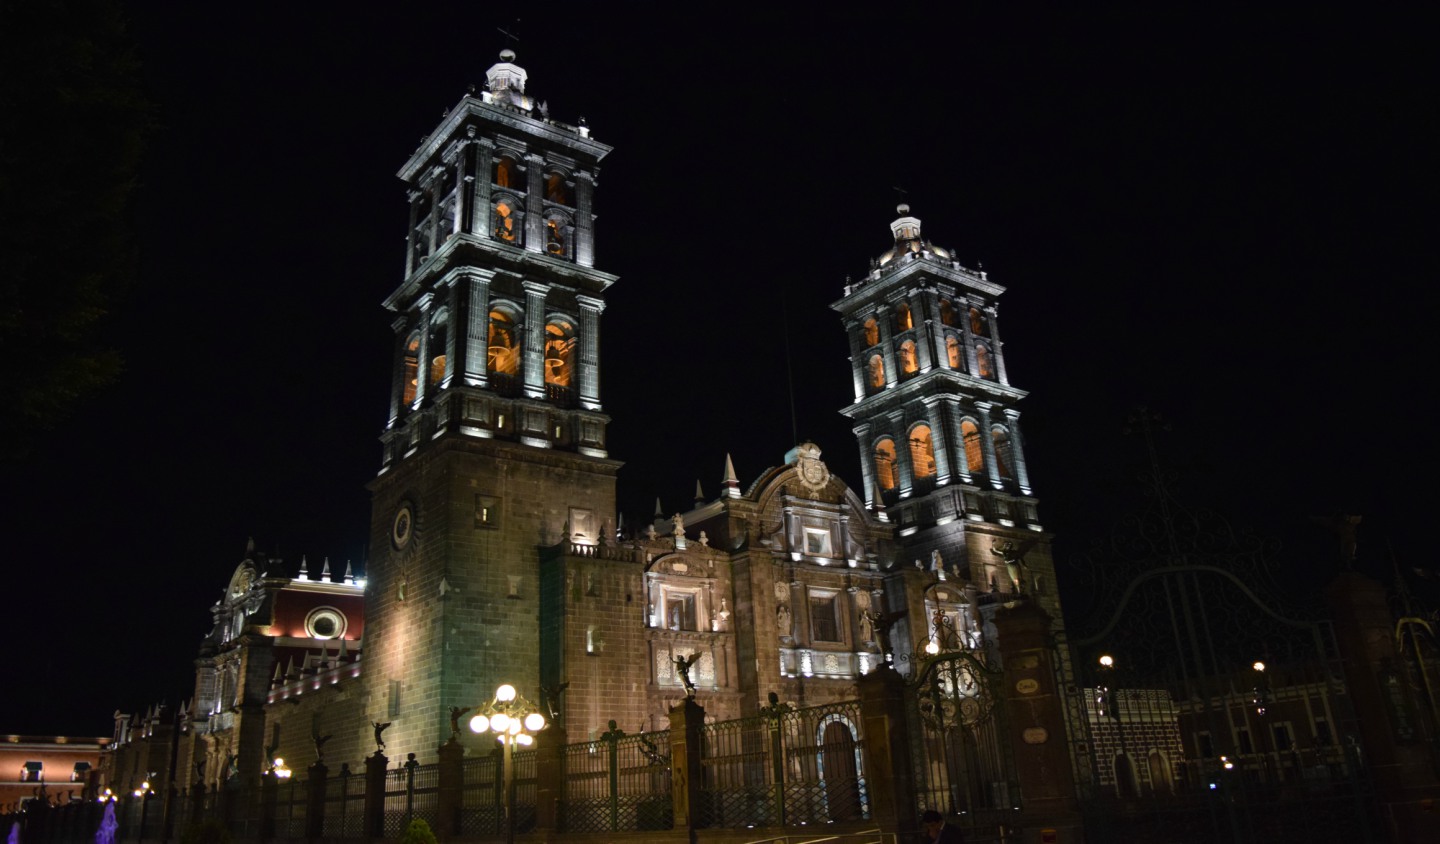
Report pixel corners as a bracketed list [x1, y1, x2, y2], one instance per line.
[272, 758, 293, 779]
[1251, 661, 1270, 716]
[1095, 655, 1117, 720]
[469, 683, 547, 844]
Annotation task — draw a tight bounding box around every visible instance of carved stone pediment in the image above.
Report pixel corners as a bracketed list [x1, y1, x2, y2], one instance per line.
[646, 552, 712, 578]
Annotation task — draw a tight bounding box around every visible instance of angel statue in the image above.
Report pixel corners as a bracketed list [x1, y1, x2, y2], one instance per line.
[991, 538, 1039, 595]
[674, 652, 701, 698]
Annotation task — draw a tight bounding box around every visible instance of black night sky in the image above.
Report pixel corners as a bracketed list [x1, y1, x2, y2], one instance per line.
[3, 5, 1434, 734]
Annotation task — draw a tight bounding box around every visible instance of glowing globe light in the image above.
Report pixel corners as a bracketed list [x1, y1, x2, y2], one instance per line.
[507, 718, 522, 735]
[1252, 661, 1266, 672]
[524, 712, 546, 732]
[490, 712, 510, 732]
[515, 733, 534, 746]
[469, 714, 490, 734]
[496, 684, 517, 702]
[1098, 655, 1114, 668]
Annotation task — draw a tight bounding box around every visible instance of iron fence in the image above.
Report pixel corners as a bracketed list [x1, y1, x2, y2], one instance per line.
[383, 760, 438, 836]
[323, 766, 365, 838]
[698, 699, 868, 829]
[562, 729, 671, 832]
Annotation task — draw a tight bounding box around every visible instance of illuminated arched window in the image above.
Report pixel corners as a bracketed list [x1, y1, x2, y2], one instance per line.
[896, 302, 913, 332]
[545, 214, 571, 258]
[401, 334, 420, 405]
[544, 320, 576, 387]
[494, 156, 516, 188]
[992, 427, 1013, 479]
[939, 299, 957, 327]
[428, 310, 449, 387]
[976, 343, 993, 378]
[488, 309, 519, 376]
[862, 318, 879, 347]
[910, 425, 936, 479]
[867, 354, 885, 389]
[545, 172, 568, 204]
[969, 307, 986, 336]
[494, 200, 518, 242]
[898, 340, 918, 375]
[946, 335, 962, 369]
[874, 438, 898, 491]
[961, 420, 983, 473]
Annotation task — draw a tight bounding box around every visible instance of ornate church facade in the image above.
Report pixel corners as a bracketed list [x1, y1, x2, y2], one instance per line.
[150, 50, 1062, 791]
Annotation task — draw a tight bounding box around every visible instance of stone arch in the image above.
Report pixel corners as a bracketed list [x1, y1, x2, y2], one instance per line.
[908, 422, 936, 479]
[487, 302, 522, 377]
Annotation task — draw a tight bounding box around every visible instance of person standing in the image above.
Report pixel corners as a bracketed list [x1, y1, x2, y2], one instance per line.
[920, 809, 965, 842]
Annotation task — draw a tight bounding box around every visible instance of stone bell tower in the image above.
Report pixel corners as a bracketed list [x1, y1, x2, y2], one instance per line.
[363, 50, 620, 760]
[833, 206, 1060, 630]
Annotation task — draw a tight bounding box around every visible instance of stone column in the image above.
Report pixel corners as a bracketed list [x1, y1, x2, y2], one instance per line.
[521, 281, 548, 399]
[435, 739, 463, 839]
[450, 146, 467, 237]
[992, 600, 1085, 842]
[875, 305, 899, 388]
[961, 300, 981, 375]
[943, 398, 972, 484]
[576, 295, 604, 410]
[912, 290, 936, 372]
[976, 402, 1003, 490]
[426, 171, 442, 258]
[440, 283, 458, 390]
[413, 294, 434, 408]
[852, 422, 877, 506]
[892, 411, 914, 498]
[574, 170, 596, 267]
[922, 396, 953, 486]
[305, 761, 327, 841]
[404, 190, 422, 274]
[921, 288, 949, 370]
[472, 138, 493, 240]
[1326, 571, 1440, 842]
[856, 664, 917, 835]
[986, 307, 1010, 385]
[846, 321, 867, 402]
[464, 270, 493, 388]
[668, 699, 705, 830]
[524, 153, 545, 253]
[1003, 408, 1033, 495]
[388, 316, 409, 429]
[362, 752, 388, 839]
[534, 723, 566, 833]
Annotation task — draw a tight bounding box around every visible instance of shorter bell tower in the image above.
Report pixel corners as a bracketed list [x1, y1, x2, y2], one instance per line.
[834, 206, 1057, 615]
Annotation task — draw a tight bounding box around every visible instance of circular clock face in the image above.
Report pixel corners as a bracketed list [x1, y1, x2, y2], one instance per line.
[392, 505, 413, 550]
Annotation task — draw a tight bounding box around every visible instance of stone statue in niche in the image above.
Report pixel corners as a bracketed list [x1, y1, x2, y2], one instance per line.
[857, 609, 874, 644]
[776, 603, 792, 639]
[774, 581, 789, 603]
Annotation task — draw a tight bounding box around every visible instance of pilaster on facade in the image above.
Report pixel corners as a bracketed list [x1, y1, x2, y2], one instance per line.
[471, 138, 494, 240]
[1003, 407, 1033, 495]
[521, 281, 548, 399]
[975, 402, 1003, 491]
[576, 294, 604, 410]
[574, 170, 596, 267]
[524, 153, 546, 253]
[985, 306, 1009, 386]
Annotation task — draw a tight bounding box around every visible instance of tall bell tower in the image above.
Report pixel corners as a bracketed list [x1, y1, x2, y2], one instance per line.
[364, 50, 620, 759]
[834, 206, 1058, 618]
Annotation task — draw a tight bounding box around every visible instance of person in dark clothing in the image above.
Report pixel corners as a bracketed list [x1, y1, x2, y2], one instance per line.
[921, 809, 965, 842]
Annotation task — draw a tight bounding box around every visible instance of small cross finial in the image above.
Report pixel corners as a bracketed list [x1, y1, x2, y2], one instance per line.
[497, 21, 521, 51]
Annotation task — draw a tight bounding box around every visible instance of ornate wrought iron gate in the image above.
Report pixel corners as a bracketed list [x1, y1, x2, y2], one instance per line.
[1057, 423, 1380, 843]
[906, 649, 1020, 840]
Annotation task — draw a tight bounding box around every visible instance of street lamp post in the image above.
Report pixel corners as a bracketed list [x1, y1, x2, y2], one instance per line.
[468, 684, 546, 844]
